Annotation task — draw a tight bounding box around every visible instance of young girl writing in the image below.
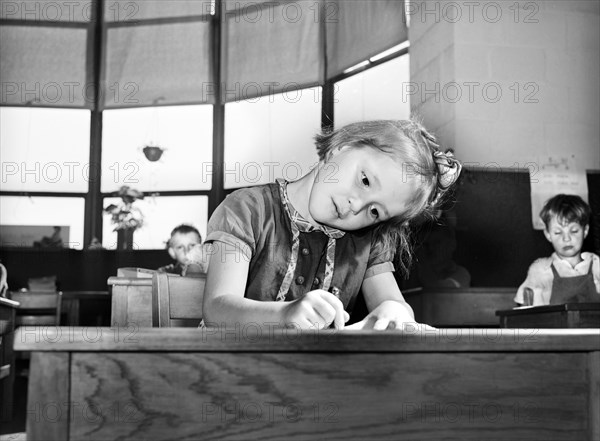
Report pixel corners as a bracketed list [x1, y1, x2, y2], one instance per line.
[203, 120, 462, 330]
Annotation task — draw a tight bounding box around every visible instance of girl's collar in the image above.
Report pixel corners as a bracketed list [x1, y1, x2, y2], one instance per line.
[277, 179, 344, 239]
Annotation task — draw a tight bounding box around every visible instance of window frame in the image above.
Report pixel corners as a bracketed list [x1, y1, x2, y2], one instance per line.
[0, 0, 409, 249]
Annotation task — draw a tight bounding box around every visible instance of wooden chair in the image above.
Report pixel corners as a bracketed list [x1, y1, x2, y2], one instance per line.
[10, 291, 62, 326]
[151, 272, 205, 327]
[7, 291, 62, 379]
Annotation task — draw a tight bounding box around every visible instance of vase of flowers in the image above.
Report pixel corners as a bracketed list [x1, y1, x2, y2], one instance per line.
[104, 186, 145, 250]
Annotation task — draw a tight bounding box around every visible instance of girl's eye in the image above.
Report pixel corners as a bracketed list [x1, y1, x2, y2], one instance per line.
[369, 206, 379, 219]
[361, 172, 370, 187]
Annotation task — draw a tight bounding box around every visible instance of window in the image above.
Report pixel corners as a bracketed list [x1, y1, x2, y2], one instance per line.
[224, 87, 321, 189]
[0, 107, 91, 192]
[1, 3, 409, 250]
[101, 105, 213, 192]
[102, 195, 208, 250]
[0, 196, 85, 249]
[335, 54, 410, 127]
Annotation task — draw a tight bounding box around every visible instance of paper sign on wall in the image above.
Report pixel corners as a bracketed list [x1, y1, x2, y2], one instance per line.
[529, 155, 589, 230]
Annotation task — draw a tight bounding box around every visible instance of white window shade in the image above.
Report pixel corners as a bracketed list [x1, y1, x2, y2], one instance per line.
[103, 21, 212, 108]
[0, 26, 89, 107]
[0, 0, 92, 22]
[222, 0, 323, 102]
[104, 0, 211, 22]
[0, 1, 407, 108]
[326, 0, 407, 79]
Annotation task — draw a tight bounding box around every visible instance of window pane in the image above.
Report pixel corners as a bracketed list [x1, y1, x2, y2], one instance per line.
[335, 55, 410, 128]
[0, 26, 89, 107]
[101, 105, 213, 192]
[223, 1, 322, 102]
[102, 195, 209, 250]
[104, 21, 212, 107]
[0, 196, 85, 249]
[0, 107, 91, 192]
[224, 87, 321, 189]
[104, 0, 211, 22]
[0, 0, 92, 21]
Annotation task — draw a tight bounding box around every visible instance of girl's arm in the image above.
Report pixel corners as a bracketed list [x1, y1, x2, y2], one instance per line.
[346, 272, 422, 330]
[203, 241, 347, 329]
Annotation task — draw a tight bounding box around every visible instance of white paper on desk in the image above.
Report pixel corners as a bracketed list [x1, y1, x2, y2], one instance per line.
[529, 155, 589, 230]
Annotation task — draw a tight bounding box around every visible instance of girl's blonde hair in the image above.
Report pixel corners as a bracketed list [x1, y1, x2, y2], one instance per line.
[314, 119, 461, 276]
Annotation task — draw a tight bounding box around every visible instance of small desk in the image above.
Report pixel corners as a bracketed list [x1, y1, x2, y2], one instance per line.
[107, 277, 153, 327]
[15, 327, 600, 440]
[404, 287, 516, 326]
[0, 296, 19, 421]
[497, 303, 600, 328]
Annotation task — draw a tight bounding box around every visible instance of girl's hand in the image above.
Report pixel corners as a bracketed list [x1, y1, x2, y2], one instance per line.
[282, 290, 349, 330]
[345, 300, 435, 331]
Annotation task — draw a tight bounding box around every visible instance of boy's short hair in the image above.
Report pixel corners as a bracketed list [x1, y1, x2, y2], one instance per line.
[540, 194, 591, 228]
[168, 224, 202, 247]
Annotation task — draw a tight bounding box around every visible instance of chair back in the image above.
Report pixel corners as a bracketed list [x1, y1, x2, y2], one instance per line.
[152, 272, 205, 327]
[9, 291, 62, 326]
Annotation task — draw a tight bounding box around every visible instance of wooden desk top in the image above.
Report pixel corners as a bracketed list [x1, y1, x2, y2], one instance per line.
[0, 297, 19, 308]
[13, 327, 600, 353]
[60, 290, 110, 300]
[107, 277, 152, 286]
[497, 303, 600, 316]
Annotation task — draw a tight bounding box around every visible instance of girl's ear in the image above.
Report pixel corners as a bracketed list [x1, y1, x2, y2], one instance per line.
[584, 224, 589, 238]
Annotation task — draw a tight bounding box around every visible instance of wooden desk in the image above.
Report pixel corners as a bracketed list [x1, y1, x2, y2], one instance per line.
[0, 296, 19, 421]
[15, 327, 600, 440]
[404, 287, 516, 326]
[107, 277, 152, 327]
[497, 303, 600, 328]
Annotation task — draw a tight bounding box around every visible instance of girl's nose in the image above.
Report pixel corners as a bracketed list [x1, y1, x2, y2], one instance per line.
[562, 234, 571, 242]
[348, 196, 362, 214]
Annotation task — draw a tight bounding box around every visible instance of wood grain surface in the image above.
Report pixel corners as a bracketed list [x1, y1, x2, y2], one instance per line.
[26, 352, 69, 440]
[65, 352, 590, 440]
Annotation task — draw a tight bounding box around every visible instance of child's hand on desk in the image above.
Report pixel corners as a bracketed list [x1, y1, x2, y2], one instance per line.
[283, 290, 349, 330]
[345, 300, 436, 331]
[185, 243, 206, 264]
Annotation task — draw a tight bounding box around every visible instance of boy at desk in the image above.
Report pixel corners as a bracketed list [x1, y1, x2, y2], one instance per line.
[158, 224, 209, 276]
[515, 194, 600, 306]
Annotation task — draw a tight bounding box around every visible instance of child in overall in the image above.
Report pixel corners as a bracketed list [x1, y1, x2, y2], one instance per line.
[203, 120, 462, 330]
[158, 224, 210, 276]
[515, 194, 600, 306]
